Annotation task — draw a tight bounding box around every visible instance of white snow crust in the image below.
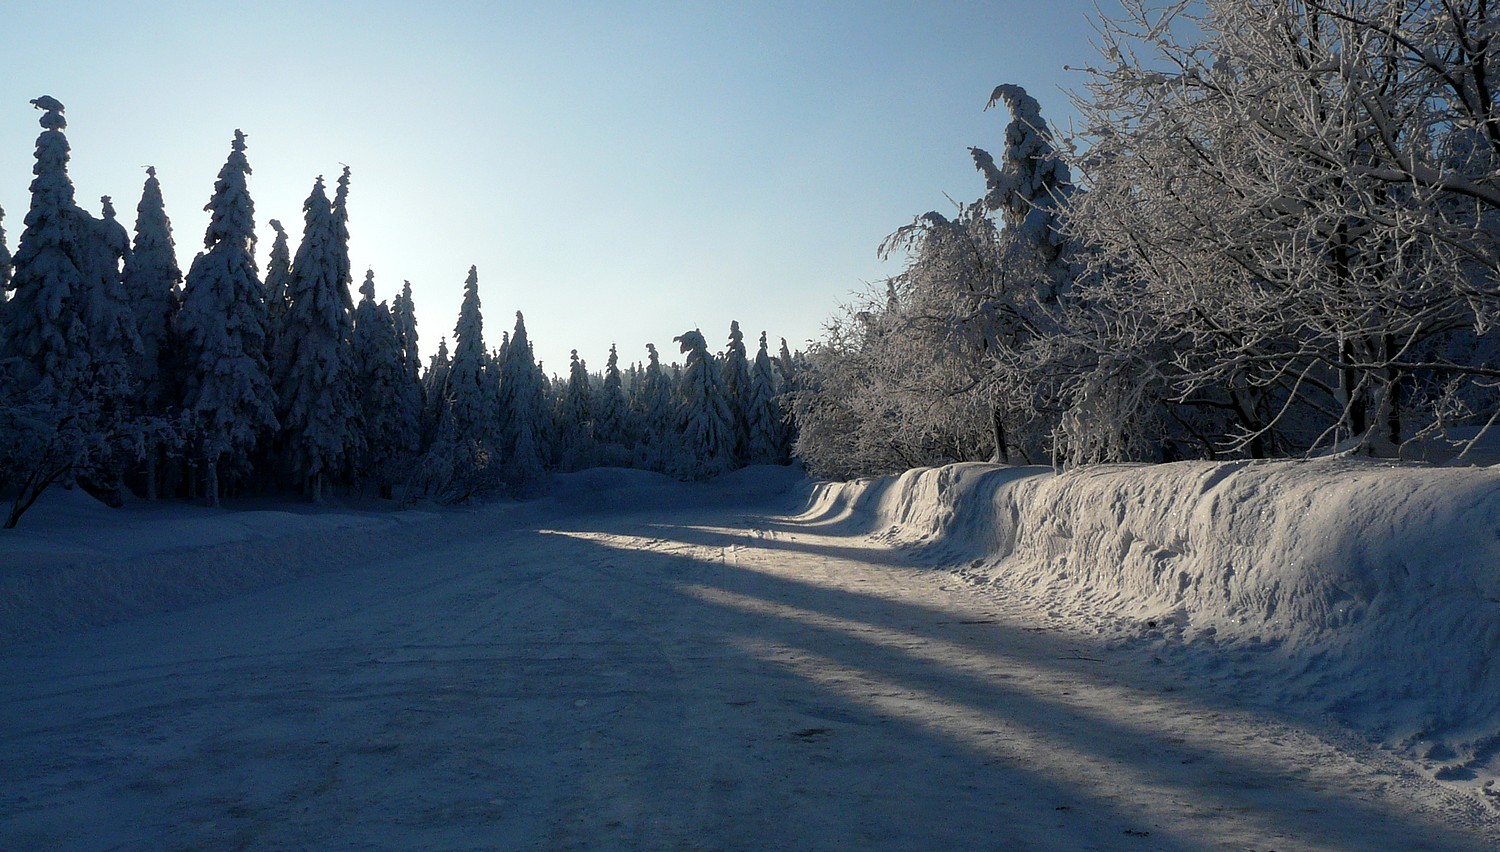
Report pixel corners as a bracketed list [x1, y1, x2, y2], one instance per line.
[802, 459, 1500, 780]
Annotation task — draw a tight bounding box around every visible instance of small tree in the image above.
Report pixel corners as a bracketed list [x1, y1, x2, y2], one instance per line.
[555, 349, 596, 471]
[594, 343, 634, 466]
[632, 342, 677, 472]
[747, 331, 788, 464]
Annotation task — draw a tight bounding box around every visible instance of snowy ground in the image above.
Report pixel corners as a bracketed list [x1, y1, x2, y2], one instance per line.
[2, 464, 1498, 849]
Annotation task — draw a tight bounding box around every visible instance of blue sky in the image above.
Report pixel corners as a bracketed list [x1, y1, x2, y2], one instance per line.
[1, 1, 1110, 373]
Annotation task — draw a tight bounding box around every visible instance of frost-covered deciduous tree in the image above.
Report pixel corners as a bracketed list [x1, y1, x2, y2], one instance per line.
[176, 130, 277, 506]
[672, 329, 734, 479]
[275, 176, 361, 501]
[792, 83, 1077, 476]
[1060, 0, 1500, 461]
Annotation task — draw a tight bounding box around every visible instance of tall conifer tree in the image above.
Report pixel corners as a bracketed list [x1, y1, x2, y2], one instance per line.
[276, 176, 361, 501]
[446, 265, 495, 448]
[332, 165, 355, 313]
[673, 329, 734, 478]
[124, 168, 183, 417]
[3, 97, 96, 390]
[556, 350, 595, 470]
[263, 218, 291, 361]
[498, 311, 547, 481]
[351, 270, 419, 495]
[595, 343, 632, 464]
[748, 330, 787, 464]
[392, 279, 423, 400]
[177, 130, 278, 506]
[719, 320, 752, 463]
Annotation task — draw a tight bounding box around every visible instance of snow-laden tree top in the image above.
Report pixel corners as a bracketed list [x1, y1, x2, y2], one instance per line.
[202, 130, 255, 255]
[972, 83, 1072, 244]
[675, 328, 707, 355]
[31, 95, 65, 130]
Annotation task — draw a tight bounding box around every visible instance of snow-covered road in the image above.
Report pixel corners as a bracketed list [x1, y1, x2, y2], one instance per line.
[3, 495, 1496, 849]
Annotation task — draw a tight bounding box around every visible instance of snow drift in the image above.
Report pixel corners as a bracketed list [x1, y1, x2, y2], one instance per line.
[800, 460, 1500, 777]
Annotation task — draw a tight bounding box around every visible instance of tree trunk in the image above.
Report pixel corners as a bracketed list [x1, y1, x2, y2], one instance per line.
[1384, 334, 1402, 450]
[991, 407, 1009, 465]
[145, 450, 158, 501]
[206, 458, 220, 509]
[1340, 338, 1367, 443]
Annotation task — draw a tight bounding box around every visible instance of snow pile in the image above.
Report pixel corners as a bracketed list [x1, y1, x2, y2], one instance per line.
[801, 460, 1500, 776]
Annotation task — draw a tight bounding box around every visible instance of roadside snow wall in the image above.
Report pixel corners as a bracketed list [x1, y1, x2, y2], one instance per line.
[800, 460, 1500, 773]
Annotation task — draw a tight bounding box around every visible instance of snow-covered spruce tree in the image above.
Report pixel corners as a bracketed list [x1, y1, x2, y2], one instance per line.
[0, 98, 165, 524]
[0, 204, 11, 315]
[176, 130, 278, 506]
[594, 342, 634, 466]
[2, 98, 87, 391]
[80, 194, 151, 503]
[672, 329, 734, 479]
[351, 270, 421, 497]
[263, 218, 291, 362]
[124, 168, 183, 425]
[719, 320, 753, 463]
[445, 265, 497, 449]
[331, 165, 355, 313]
[972, 85, 1074, 266]
[275, 175, 361, 502]
[497, 311, 548, 486]
[777, 337, 796, 386]
[747, 331, 788, 464]
[392, 279, 424, 409]
[632, 342, 678, 472]
[423, 336, 451, 440]
[554, 349, 596, 471]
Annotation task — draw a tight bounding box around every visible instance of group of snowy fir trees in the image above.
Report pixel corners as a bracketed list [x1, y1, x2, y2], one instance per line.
[0, 97, 798, 526]
[792, 0, 1500, 479]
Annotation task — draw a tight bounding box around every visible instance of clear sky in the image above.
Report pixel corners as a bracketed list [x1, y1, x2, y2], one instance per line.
[0, 0, 1111, 373]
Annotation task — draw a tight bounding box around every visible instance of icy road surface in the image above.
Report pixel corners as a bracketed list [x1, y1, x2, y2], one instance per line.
[3, 499, 1496, 849]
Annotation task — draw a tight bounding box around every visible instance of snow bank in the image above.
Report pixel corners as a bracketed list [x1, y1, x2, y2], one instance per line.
[801, 460, 1500, 776]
